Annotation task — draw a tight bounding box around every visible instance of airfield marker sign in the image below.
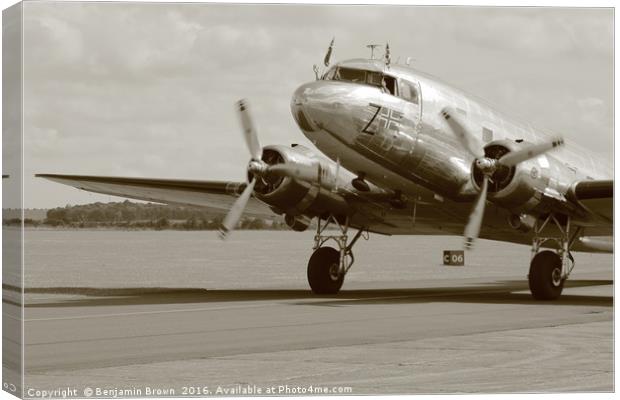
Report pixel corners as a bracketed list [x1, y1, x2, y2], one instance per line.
[443, 250, 465, 266]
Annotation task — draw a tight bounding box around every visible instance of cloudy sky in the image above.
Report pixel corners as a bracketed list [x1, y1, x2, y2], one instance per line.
[9, 3, 614, 208]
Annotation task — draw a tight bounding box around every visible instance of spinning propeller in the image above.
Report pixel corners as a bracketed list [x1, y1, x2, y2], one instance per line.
[218, 100, 262, 239]
[219, 100, 324, 239]
[440, 107, 564, 250]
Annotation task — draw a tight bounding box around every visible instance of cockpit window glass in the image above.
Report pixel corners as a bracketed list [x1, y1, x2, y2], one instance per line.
[335, 67, 366, 83]
[366, 71, 383, 86]
[398, 79, 419, 104]
[327, 67, 398, 97]
[382, 75, 397, 96]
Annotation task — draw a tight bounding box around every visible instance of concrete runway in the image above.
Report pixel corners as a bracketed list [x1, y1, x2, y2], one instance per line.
[13, 273, 613, 395]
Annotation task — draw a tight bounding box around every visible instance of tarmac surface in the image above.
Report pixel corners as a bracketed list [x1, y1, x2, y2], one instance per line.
[2, 231, 613, 396]
[13, 275, 613, 395]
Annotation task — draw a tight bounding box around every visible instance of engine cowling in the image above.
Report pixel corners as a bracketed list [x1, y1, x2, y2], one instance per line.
[251, 144, 350, 218]
[472, 140, 553, 211]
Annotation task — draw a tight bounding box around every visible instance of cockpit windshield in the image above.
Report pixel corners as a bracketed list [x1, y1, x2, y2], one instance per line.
[322, 66, 403, 98]
[336, 68, 366, 83]
[322, 65, 422, 105]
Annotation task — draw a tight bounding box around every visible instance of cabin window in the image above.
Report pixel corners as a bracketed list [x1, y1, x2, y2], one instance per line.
[398, 79, 419, 104]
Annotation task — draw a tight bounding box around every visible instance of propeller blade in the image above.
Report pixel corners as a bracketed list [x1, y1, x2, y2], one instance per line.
[266, 162, 322, 182]
[464, 175, 488, 250]
[218, 179, 256, 240]
[498, 137, 564, 167]
[236, 99, 262, 161]
[440, 107, 485, 159]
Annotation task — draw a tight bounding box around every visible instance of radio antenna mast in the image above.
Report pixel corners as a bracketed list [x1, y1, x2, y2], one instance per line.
[366, 44, 382, 60]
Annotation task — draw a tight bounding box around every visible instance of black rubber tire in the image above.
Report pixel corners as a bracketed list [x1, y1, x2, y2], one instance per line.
[528, 250, 564, 300]
[307, 247, 344, 294]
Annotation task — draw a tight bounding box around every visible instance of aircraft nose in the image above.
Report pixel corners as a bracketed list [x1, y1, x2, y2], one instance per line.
[291, 83, 321, 132]
[291, 84, 308, 107]
[290, 81, 353, 134]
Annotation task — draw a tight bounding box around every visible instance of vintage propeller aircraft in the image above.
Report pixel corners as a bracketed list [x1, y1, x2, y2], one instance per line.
[38, 42, 613, 300]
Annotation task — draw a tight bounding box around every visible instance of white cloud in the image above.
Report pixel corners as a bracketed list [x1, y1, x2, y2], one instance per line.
[17, 4, 613, 208]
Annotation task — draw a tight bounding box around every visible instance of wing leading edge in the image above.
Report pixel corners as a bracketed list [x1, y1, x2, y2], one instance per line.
[568, 179, 613, 222]
[36, 174, 275, 218]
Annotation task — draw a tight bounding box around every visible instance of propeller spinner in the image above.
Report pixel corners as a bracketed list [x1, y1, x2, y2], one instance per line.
[440, 107, 564, 250]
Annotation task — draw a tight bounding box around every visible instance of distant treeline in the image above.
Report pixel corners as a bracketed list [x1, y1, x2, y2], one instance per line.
[3, 200, 289, 231]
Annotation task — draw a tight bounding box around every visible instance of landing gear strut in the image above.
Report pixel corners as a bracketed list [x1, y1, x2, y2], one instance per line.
[528, 214, 582, 300]
[307, 215, 368, 294]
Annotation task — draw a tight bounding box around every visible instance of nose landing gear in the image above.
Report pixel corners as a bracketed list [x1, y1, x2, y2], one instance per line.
[307, 214, 368, 294]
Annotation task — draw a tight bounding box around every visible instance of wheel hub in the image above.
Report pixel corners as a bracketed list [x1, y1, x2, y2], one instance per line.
[328, 263, 341, 281]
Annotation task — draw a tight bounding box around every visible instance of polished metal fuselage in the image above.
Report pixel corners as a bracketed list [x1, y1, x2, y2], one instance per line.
[289, 58, 611, 241]
[292, 59, 610, 205]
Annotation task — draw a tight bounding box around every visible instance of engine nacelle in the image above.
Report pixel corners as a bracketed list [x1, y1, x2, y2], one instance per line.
[251, 144, 351, 218]
[472, 140, 556, 212]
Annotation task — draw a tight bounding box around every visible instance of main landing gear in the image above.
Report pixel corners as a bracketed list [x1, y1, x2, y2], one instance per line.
[307, 215, 368, 294]
[528, 214, 582, 300]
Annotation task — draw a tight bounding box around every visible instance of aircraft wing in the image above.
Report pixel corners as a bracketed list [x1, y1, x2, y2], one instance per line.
[569, 179, 613, 222]
[35, 174, 614, 249]
[36, 174, 275, 218]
